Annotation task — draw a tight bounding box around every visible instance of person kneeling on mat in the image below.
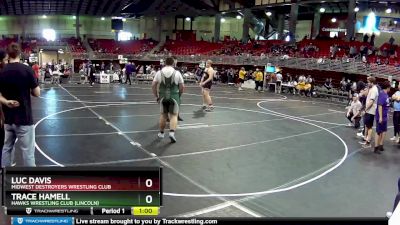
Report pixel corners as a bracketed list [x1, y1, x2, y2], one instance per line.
[346, 93, 362, 129]
[152, 57, 184, 143]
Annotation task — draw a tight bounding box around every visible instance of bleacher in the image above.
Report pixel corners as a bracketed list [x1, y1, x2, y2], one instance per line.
[89, 39, 157, 55]
[211, 40, 285, 56]
[162, 40, 223, 55]
[0, 38, 17, 48]
[65, 38, 86, 53]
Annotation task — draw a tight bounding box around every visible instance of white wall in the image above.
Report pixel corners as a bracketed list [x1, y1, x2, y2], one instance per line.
[193, 16, 214, 41]
[161, 17, 175, 42]
[0, 14, 316, 43]
[295, 20, 312, 40]
[0, 15, 143, 40]
[192, 16, 244, 41]
[222, 17, 243, 40]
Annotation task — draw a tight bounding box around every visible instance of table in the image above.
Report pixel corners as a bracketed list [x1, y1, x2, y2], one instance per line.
[95, 73, 118, 84]
[268, 82, 276, 92]
[281, 83, 295, 94]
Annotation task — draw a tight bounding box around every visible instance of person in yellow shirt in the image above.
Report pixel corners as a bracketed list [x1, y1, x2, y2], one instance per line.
[238, 67, 246, 91]
[254, 68, 264, 92]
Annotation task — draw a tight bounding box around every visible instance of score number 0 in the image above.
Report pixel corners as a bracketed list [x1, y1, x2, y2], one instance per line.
[145, 179, 152, 204]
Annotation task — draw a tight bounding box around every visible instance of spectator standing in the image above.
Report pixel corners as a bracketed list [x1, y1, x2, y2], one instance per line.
[374, 81, 391, 153]
[254, 68, 264, 92]
[195, 65, 203, 83]
[389, 36, 395, 46]
[391, 83, 400, 143]
[275, 71, 283, 93]
[340, 77, 347, 91]
[370, 33, 376, 46]
[88, 62, 95, 87]
[0, 43, 40, 167]
[359, 77, 379, 148]
[238, 67, 246, 91]
[345, 79, 354, 106]
[363, 34, 369, 43]
[349, 46, 357, 58]
[100, 61, 105, 71]
[32, 62, 40, 83]
[125, 62, 132, 85]
[227, 68, 234, 85]
[356, 81, 369, 137]
[330, 45, 338, 58]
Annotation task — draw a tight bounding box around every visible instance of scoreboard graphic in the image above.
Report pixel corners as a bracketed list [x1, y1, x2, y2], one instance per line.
[1, 167, 162, 216]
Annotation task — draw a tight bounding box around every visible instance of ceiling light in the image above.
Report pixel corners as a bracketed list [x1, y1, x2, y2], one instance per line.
[101, 17, 105, 20]
[266, 12, 272, 17]
[331, 18, 337, 23]
[320, 8, 326, 13]
[354, 7, 359, 12]
[185, 17, 191, 21]
[395, 21, 398, 25]
[386, 8, 392, 14]
[122, 18, 126, 22]
[72, 15, 76, 19]
[221, 18, 226, 23]
[236, 15, 242, 19]
[42, 15, 47, 18]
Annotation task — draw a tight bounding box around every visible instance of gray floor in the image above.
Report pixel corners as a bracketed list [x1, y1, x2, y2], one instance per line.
[0, 83, 398, 222]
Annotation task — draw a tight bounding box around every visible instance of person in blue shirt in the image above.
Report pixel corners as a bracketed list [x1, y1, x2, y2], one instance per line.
[391, 82, 400, 143]
[374, 81, 391, 154]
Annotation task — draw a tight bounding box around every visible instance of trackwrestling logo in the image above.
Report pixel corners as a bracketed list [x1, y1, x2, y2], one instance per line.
[17, 217, 23, 224]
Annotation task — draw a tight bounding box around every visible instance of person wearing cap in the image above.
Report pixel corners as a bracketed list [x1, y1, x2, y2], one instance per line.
[374, 81, 391, 153]
[346, 93, 362, 129]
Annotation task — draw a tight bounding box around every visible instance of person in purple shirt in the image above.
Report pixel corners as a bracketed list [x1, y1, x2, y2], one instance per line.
[374, 81, 391, 154]
[125, 62, 133, 85]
